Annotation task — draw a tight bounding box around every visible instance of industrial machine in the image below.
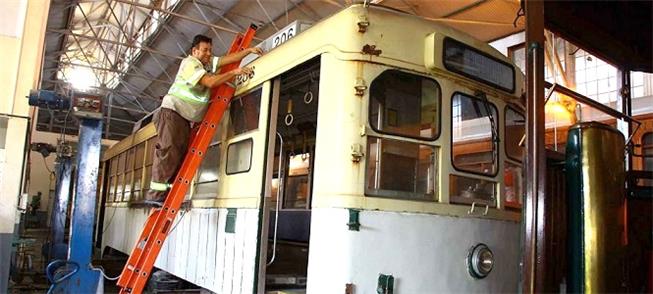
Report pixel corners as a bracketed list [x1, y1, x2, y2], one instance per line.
[28, 90, 105, 293]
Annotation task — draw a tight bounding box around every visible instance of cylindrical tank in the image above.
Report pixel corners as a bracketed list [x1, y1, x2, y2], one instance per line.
[565, 121, 626, 293]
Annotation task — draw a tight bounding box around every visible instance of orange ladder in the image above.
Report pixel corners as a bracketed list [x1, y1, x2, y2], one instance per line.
[117, 24, 258, 294]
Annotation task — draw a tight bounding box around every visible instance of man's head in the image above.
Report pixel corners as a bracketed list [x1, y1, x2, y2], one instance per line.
[191, 34, 212, 65]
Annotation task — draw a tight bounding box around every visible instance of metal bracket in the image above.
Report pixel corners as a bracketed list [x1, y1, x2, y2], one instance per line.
[357, 15, 370, 33]
[468, 202, 489, 216]
[347, 209, 360, 231]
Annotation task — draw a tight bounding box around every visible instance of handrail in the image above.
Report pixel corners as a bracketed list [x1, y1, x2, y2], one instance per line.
[544, 82, 641, 145]
[267, 132, 284, 266]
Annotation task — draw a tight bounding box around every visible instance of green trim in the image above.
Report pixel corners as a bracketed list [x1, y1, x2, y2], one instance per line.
[377, 274, 394, 294]
[225, 208, 237, 233]
[347, 209, 360, 231]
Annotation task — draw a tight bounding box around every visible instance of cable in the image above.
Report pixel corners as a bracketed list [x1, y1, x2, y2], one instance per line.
[60, 110, 71, 143]
[42, 155, 55, 178]
[89, 263, 121, 281]
[101, 205, 118, 234]
[46, 260, 79, 294]
[168, 209, 188, 235]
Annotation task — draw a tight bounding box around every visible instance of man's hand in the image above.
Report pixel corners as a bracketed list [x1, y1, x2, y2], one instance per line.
[246, 47, 264, 56]
[232, 67, 254, 76]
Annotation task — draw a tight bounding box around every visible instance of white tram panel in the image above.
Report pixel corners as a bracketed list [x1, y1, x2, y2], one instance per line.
[102, 207, 259, 293]
[307, 208, 520, 293]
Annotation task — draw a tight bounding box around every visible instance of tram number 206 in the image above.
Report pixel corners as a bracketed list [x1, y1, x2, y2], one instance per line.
[272, 27, 295, 49]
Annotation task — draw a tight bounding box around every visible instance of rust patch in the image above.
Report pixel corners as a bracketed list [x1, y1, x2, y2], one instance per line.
[362, 44, 382, 56]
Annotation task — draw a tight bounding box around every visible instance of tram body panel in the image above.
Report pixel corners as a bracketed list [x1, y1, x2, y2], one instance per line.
[307, 208, 520, 293]
[102, 206, 260, 293]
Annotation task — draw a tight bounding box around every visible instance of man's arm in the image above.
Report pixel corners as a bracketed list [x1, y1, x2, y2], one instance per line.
[218, 47, 264, 67]
[198, 67, 254, 89]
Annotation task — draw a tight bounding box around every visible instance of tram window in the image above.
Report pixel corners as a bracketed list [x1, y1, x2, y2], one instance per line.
[142, 137, 155, 192]
[443, 37, 515, 93]
[108, 158, 117, 202]
[116, 152, 126, 201]
[504, 162, 522, 208]
[283, 153, 311, 209]
[132, 143, 146, 201]
[228, 89, 262, 138]
[451, 93, 498, 176]
[369, 70, 440, 140]
[366, 137, 436, 200]
[226, 139, 253, 174]
[123, 148, 135, 202]
[194, 143, 221, 198]
[642, 133, 653, 186]
[505, 107, 525, 161]
[450, 175, 497, 206]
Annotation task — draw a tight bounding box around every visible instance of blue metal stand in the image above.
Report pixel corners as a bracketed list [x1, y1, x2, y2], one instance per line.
[49, 118, 102, 293]
[49, 156, 72, 261]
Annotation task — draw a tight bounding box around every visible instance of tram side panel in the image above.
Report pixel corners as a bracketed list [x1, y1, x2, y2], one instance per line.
[306, 49, 521, 292]
[102, 206, 259, 293]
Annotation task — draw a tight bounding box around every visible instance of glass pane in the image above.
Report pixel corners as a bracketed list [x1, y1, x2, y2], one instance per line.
[283, 175, 309, 209]
[452, 93, 498, 175]
[110, 157, 118, 175]
[450, 175, 497, 206]
[195, 181, 219, 198]
[145, 137, 155, 165]
[228, 89, 262, 138]
[505, 107, 525, 161]
[143, 165, 152, 190]
[133, 168, 143, 197]
[366, 137, 436, 200]
[117, 152, 126, 173]
[134, 143, 145, 167]
[444, 38, 515, 92]
[369, 70, 440, 140]
[504, 162, 522, 208]
[198, 144, 221, 183]
[226, 139, 253, 174]
[124, 172, 132, 193]
[108, 176, 116, 202]
[116, 174, 124, 201]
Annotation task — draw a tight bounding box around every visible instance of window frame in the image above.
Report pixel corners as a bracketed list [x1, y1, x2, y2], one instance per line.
[642, 132, 653, 165]
[368, 69, 442, 141]
[504, 105, 526, 162]
[450, 91, 500, 177]
[227, 87, 263, 139]
[364, 135, 438, 201]
[225, 138, 253, 175]
[443, 37, 516, 93]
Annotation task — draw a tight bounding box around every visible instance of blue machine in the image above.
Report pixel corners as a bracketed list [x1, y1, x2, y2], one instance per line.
[49, 156, 72, 261]
[27, 90, 71, 110]
[47, 118, 103, 293]
[35, 89, 105, 293]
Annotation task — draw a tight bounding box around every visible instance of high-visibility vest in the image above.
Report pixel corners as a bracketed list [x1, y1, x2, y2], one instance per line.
[167, 56, 220, 104]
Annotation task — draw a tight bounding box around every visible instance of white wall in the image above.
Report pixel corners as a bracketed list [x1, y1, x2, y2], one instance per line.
[0, 0, 50, 291]
[27, 127, 117, 220]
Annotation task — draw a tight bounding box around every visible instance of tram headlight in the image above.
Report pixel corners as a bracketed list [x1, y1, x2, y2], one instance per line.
[467, 243, 494, 279]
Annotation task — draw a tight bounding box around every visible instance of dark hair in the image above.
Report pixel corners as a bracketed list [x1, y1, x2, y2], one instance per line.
[191, 34, 212, 49]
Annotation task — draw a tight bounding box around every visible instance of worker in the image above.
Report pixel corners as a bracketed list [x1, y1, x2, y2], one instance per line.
[145, 34, 263, 206]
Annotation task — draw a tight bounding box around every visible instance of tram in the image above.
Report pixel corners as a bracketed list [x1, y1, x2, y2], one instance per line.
[98, 4, 526, 293]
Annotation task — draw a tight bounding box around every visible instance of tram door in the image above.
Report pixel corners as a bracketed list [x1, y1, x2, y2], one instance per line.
[260, 57, 320, 292]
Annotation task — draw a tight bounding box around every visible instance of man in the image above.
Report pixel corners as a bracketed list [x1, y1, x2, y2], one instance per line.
[145, 34, 263, 206]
